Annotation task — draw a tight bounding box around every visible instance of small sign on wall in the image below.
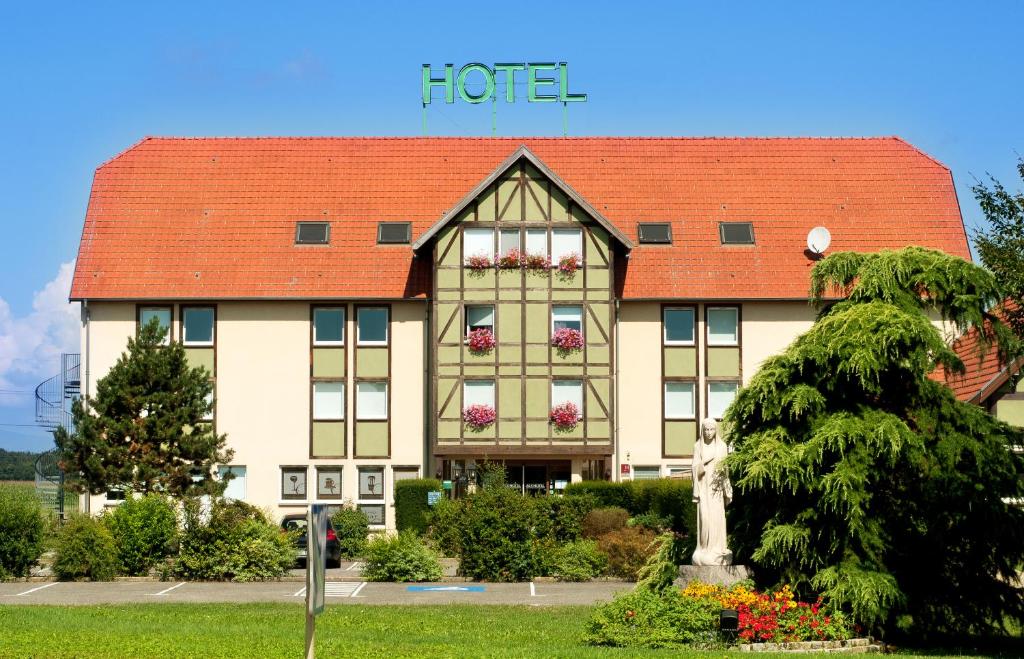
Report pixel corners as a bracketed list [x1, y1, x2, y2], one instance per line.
[621, 464, 631, 475]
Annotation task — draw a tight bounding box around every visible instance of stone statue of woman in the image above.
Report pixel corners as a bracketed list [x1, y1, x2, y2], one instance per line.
[691, 417, 733, 566]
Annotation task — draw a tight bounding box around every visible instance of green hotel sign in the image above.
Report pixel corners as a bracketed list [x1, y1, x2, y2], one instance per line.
[422, 62, 587, 104]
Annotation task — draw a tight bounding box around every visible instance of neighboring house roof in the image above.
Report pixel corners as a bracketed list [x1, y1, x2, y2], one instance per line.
[71, 136, 970, 301]
[932, 308, 1022, 404]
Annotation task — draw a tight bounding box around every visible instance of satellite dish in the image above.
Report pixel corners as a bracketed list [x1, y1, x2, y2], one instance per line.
[806, 226, 832, 255]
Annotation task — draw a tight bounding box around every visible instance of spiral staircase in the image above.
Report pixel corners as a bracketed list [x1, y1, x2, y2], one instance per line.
[33, 353, 80, 518]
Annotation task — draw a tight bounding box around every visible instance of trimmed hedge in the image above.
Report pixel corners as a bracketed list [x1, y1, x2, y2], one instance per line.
[395, 478, 442, 535]
[0, 484, 46, 579]
[565, 479, 696, 558]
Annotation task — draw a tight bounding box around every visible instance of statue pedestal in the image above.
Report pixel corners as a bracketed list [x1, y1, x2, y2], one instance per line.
[676, 564, 752, 587]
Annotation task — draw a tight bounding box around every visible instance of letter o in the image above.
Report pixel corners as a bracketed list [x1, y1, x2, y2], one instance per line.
[457, 64, 495, 104]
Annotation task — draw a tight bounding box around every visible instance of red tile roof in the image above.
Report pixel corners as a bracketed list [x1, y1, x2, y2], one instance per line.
[932, 307, 1021, 404]
[71, 136, 970, 300]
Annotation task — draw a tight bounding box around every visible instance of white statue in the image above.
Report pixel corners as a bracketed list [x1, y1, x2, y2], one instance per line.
[691, 417, 733, 566]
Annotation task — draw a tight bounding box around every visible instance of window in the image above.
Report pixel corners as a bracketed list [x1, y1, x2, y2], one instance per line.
[202, 391, 215, 422]
[182, 307, 214, 346]
[463, 227, 494, 261]
[357, 307, 388, 345]
[359, 504, 386, 526]
[464, 380, 495, 408]
[551, 380, 583, 417]
[668, 465, 691, 479]
[465, 305, 494, 336]
[313, 382, 345, 420]
[393, 466, 419, 498]
[139, 307, 171, 345]
[551, 228, 583, 264]
[105, 488, 126, 502]
[638, 222, 672, 244]
[218, 465, 246, 500]
[377, 222, 411, 244]
[313, 307, 344, 345]
[719, 222, 755, 245]
[281, 467, 308, 501]
[552, 305, 583, 333]
[356, 382, 388, 420]
[358, 466, 385, 501]
[316, 466, 343, 500]
[296, 222, 330, 244]
[708, 382, 739, 419]
[663, 307, 695, 345]
[707, 307, 739, 346]
[633, 466, 661, 480]
[525, 228, 548, 256]
[499, 229, 520, 256]
[664, 382, 696, 419]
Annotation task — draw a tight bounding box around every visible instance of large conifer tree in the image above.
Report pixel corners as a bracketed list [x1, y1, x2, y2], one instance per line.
[725, 247, 1024, 637]
[56, 319, 232, 497]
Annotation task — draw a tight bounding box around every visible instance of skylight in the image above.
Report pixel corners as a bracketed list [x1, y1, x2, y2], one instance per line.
[295, 222, 330, 245]
[719, 222, 755, 245]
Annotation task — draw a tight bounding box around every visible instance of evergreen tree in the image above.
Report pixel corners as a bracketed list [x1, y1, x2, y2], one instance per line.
[55, 318, 232, 497]
[725, 246, 1024, 638]
[974, 157, 1024, 334]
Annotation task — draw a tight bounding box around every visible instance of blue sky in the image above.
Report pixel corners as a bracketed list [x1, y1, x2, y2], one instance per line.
[1, 1, 1022, 451]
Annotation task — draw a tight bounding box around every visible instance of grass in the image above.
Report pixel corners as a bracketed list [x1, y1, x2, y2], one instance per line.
[0, 604, 1021, 659]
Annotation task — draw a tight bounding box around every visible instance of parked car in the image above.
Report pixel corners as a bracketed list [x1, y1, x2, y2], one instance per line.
[281, 514, 342, 568]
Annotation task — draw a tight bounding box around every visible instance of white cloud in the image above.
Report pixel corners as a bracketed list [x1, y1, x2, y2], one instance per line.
[0, 261, 79, 400]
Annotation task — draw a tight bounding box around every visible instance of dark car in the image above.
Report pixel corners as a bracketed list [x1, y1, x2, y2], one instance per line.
[281, 514, 342, 568]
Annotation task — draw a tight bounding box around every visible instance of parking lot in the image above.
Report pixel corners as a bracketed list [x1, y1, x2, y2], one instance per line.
[0, 579, 631, 606]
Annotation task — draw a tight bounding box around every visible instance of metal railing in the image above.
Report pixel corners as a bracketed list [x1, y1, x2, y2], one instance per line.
[33, 353, 81, 518]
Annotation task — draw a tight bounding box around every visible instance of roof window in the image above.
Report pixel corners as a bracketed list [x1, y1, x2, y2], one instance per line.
[638, 222, 672, 244]
[719, 222, 755, 245]
[295, 222, 330, 245]
[377, 222, 412, 244]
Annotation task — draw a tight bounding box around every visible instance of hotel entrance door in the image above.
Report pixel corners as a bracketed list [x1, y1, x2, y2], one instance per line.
[504, 461, 571, 495]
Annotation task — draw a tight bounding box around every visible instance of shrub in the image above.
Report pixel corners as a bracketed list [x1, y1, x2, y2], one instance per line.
[457, 485, 539, 581]
[0, 484, 46, 579]
[426, 496, 463, 557]
[551, 539, 608, 582]
[598, 527, 658, 580]
[394, 479, 442, 536]
[104, 493, 177, 576]
[362, 531, 443, 582]
[174, 498, 295, 581]
[586, 587, 719, 648]
[331, 507, 369, 558]
[581, 507, 629, 539]
[629, 512, 671, 533]
[53, 514, 119, 581]
[530, 493, 597, 542]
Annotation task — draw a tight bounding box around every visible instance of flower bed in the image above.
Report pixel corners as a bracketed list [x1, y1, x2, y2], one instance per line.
[550, 402, 580, 431]
[462, 404, 496, 430]
[467, 328, 495, 354]
[551, 327, 584, 354]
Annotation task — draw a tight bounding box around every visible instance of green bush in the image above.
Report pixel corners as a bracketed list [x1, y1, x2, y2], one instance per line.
[530, 493, 597, 542]
[551, 539, 608, 581]
[103, 493, 177, 576]
[363, 531, 444, 582]
[598, 526, 658, 580]
[629, 512, 671, 533]
[174, 498, 295, 581]
[457, 486, 539, 581]
[586, 587, 719, 648]
[331, 507, 369, 558]
[394, 479, 441, 535]
[426, 496, 463, 557]
[0, 484, 46, 579]
[581, 507, 629, 539]
[53, 514, 119, 581]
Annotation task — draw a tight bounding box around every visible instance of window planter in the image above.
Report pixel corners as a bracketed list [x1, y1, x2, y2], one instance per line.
[524, 252, 551, 273]
[496, 248, 524, 270]
[465, 253, 492, 274]
[463, 404, 496, 431]
[467, 328, 496, 354]
[551, 327, 584, 355]
[549, 402, 580, 431]
[557, 252, 581, 277]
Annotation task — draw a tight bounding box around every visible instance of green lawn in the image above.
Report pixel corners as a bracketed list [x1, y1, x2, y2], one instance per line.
[0, 604, 1019, 659]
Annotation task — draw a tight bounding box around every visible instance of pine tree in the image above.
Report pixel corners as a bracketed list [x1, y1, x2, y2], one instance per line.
[974, 157, 1024, 334]
[725, 246, 1024, 638]
[55, 318, 232, 497]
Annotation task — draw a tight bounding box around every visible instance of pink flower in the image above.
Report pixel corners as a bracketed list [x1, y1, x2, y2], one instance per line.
[462, 404, 496, 430]
[557, 252, 581, 276]
[497, 248, 524, 270]
[465, 253, 492, 271]
[551, 327, 584, 353]
[467, 328, 496, 354]
[524, 252, 551, 271]
[550, 402, 580, 430]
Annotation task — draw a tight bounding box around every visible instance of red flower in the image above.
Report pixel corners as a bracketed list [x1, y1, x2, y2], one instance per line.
[524, 252, 551, 271]
[549, 402, 580, 430]
[551, 327, 584, 353]
[467, 328, 496, 354]
[462, 404, 496, 430]
[497, 248, 524, 270]
[465, 253, 492, 271]
[557, 252, 581, 276]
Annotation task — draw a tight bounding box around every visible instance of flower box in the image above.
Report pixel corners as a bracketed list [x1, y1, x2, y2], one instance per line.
[524, 252, 551, 272]
[496, 248, 524, 270]
[467, 328, 496, 354]
[463, 404, 496, 430]
[551, 327, 584, 355]
[549, 402, 580, 430]
[465, 253, 492, 273]
[557, 252, 581, 277]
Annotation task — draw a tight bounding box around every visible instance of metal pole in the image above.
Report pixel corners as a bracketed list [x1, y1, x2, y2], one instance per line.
[491, 95, 496, 136]
[305, 507, 315, 659]
[421, 103, 427, 136]
[562, 102, 567, 137]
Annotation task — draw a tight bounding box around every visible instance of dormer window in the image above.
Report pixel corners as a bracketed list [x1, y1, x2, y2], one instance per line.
[638, 223, 672, 244]
[719, 222, 754, 245]
[295, 222, 330, 245]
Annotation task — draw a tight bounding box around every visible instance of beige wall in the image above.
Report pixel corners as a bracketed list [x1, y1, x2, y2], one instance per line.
[82, 300, 426, 528]
[741, 302, 817, 382]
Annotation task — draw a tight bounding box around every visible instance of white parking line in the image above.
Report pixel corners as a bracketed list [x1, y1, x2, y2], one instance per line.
[351, 582, 367, 598]
[292, 582, 366, 598]
[345, 562, 363, 572]
[150, 582, 185, 596]
[16, 583, 58, 597]
[293, 586, 306, 597]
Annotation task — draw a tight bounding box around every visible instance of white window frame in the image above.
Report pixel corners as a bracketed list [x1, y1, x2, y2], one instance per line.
[312, 307, 345, 346]
[551, 305, 584, 335]
[664, 381, 696, 420]
[182, 307, 215, 347]
[356, 382, 388, 420]
[218, 465, 247, 501]
[707, 307, 739, 347]
[465, 305, 495, 337]
[463, 380, 495, 408]
[525, 228, 548, 257]
[551, 228, 583, 265]
[357, 307, 389, 346]
[463, 227, 494, 261]
[551, 380, 584, 419]
[663, 307, 696, 346]
[312, 381, 345, 420]
[707, 381, 739, 420]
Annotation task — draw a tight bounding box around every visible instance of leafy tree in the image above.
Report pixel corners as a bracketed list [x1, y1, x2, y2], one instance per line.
[973, 157, 1024, 334]
[55, 318, 232, 497]
[725, 247, 1024, 639]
